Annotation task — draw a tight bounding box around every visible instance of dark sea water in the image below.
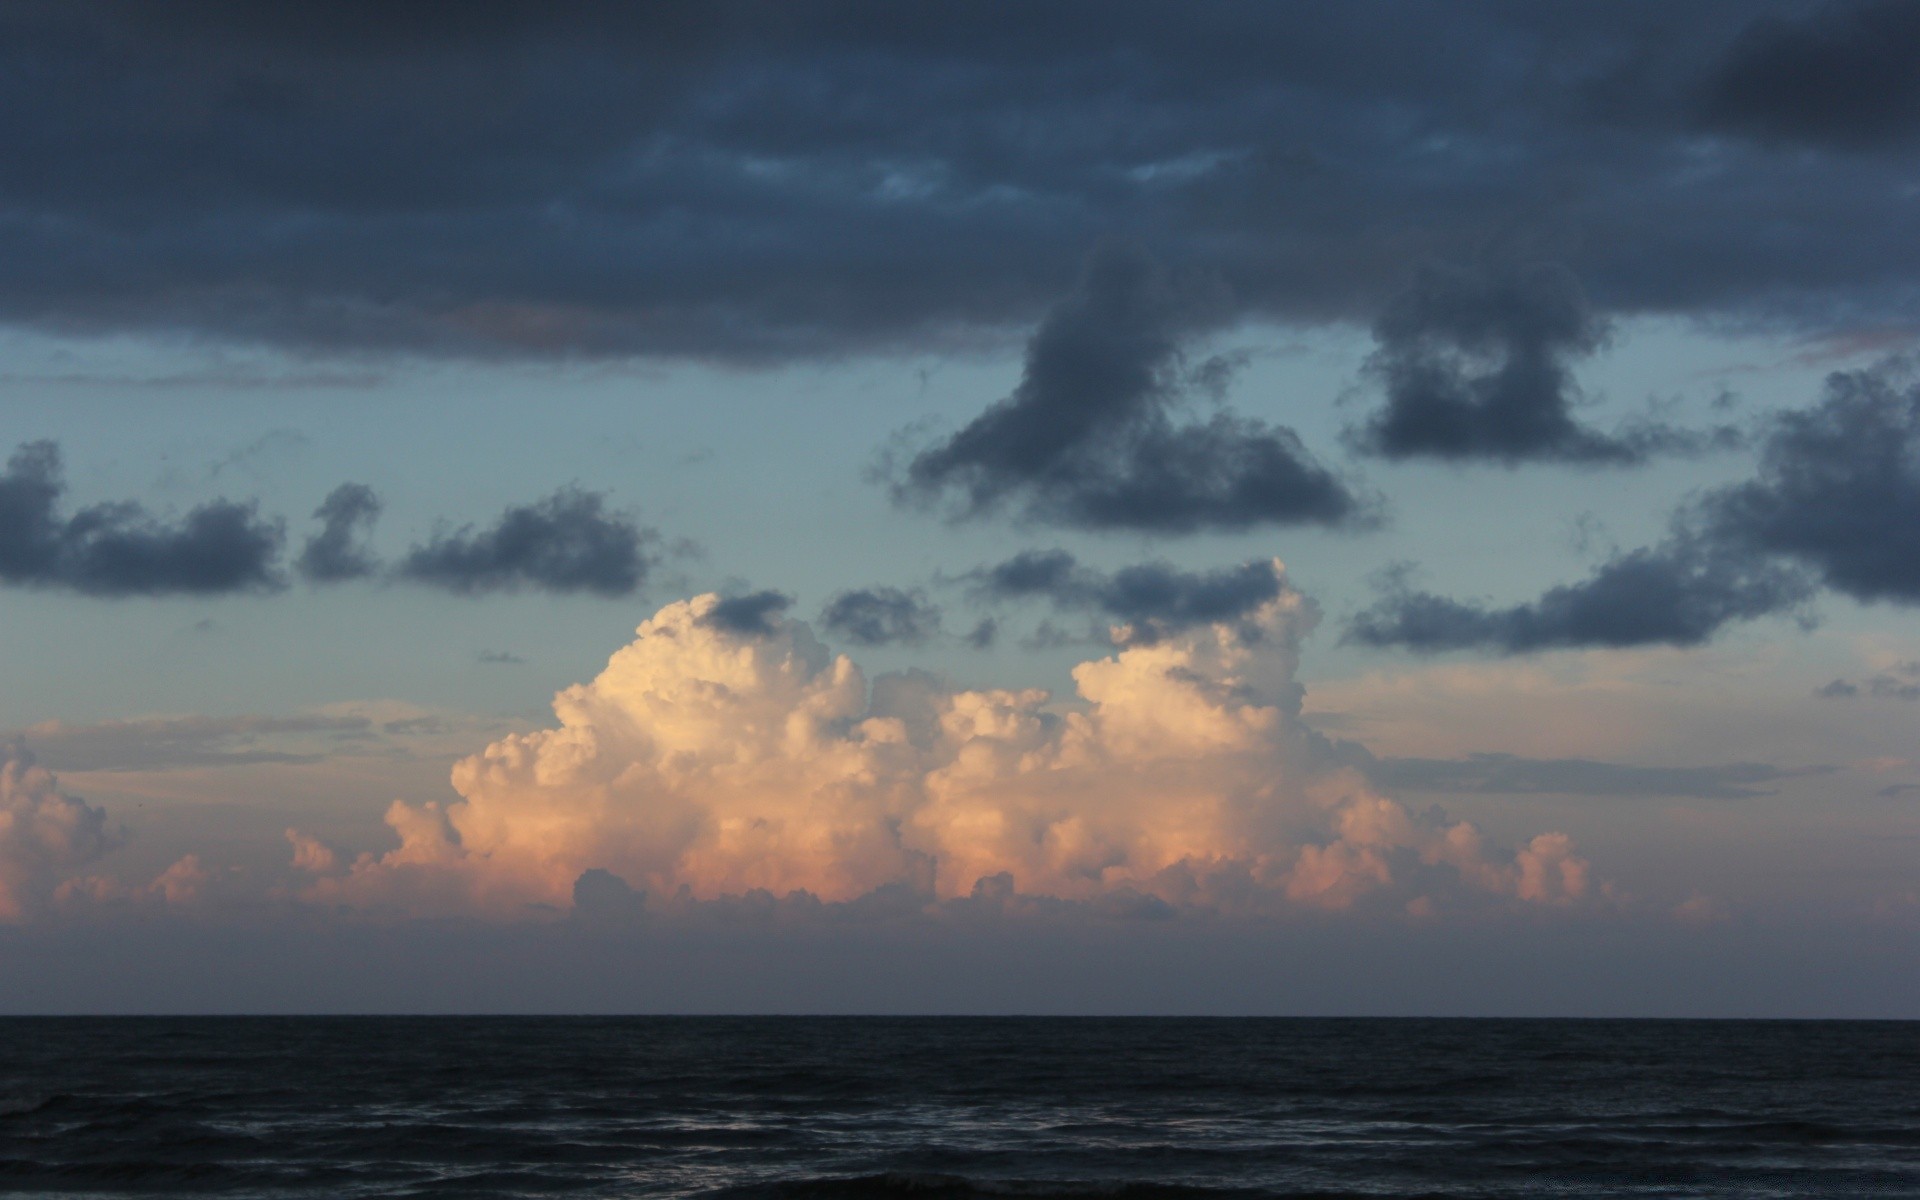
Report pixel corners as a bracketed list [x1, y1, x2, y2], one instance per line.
[0, 1018, 1915, 1198]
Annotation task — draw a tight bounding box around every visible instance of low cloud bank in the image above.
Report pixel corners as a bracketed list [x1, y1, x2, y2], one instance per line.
[295, 569, 1591, 919]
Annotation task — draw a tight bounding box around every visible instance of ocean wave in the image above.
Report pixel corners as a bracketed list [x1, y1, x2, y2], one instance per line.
[702, 1172, 1472, 1200]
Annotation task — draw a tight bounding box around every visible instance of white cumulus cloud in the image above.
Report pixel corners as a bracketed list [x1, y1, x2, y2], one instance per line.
[300, 564, 1593, 919]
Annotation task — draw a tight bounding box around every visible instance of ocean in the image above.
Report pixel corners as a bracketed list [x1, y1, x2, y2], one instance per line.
[0, 1017, 1914, 1198]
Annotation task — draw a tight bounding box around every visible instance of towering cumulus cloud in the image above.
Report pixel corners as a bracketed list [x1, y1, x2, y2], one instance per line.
[302, 567, 1590, 919]
[0, 751, 118, 920]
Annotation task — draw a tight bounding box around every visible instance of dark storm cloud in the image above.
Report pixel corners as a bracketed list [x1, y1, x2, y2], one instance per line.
[0, 441, 283, 596]
[699, 590, 794, 636]
[1353, 261, 1731, 465]
[296, 483, 382, 582]
[1345, 539, 1813, 655]
[1701, 366, 1920, 605]
[1698, 1, 1920, 149]
[397, 490, 655, 596]
[820, 587, 942, 647]
[896, 244, 1363, 532]
[4, 3, 1911, 361]
[1348, 361, 1920, 655]
[971, 550, 1286, 640]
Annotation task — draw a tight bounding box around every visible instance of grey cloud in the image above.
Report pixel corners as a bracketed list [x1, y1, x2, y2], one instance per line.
[397, 489, 655, 596]
[296, 483, 382, 582]
[963, 618, 998, 650]
[1368, 752, 1833, 800]
[0, 441, 284, 597]
[477, 650, 526, 665]
[699, 590, 793, 637]
[1346, 361, 1920, 656]
[972, 550, 1287, 641]
[1346, 538, 1813, 654]
[1698, 1, 1920, 149]
[0, 441, 675, 601]
[571, 868, 647, 926]
[1701, 366, 1920, 605]
[1816, 661, 1920, 700]
[820, 587, 941, 647]
[1354, 261, 1732, 465]
[896, 244, 1363, 533]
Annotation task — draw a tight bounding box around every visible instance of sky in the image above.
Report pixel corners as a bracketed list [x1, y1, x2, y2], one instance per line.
[2, 0, 1918, 1015]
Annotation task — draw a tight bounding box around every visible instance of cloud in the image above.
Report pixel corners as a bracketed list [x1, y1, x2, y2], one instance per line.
[893, 244, 1364, 533]
[1815, 661, 1920, 701]
[296, 483, 382, 582]
[2, 6, 1918, 357]
[699, 590, 794, 637]
[0, 441, 284, 596]
[1367, 752, 1832, 800]
[397, 489, 656, 596]
[971, 551, 1294, 645]
[1346, 538, 1813, 655]
[1701, 365, 1920, 605]
[294, 574, 1592, 918]
[0, 750, 119, 920]
[5, 713, 382, 772]
[0, 441, 685, 601]
[1352, 261, 1729, 465]
[1699, 1, 1920, 150]
[820, 587, 941, 647]
[1346, 361, 1920, 655]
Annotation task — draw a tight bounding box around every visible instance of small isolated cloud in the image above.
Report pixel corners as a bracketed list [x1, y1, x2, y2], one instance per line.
[699, 590, 794, 637]
[0, 441, 283, 596]
[0, 750, 119, 920]
[1353, 261, 1721, 465]
[1815, 661, 1920, 700]
[292, 575, 1592, 920]
[971, 550, 1293, 644]
[893, 243, 1365, 533]
[296, 483, 382, 582]
[398, 489, 655, 596]
[477, 650, 526, 665]
[820, 587, 942, 647]
[1699, 0, 1920, 150]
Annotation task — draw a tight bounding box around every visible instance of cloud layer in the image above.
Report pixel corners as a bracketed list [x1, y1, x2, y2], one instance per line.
[3, 4, 1918, 358]
[296, 574, 1591, 918]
